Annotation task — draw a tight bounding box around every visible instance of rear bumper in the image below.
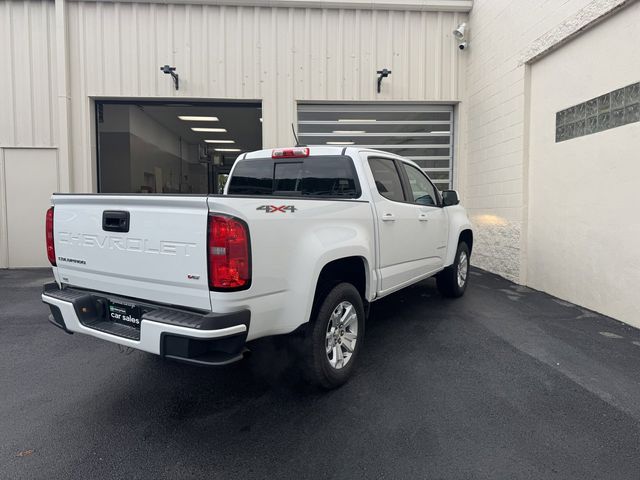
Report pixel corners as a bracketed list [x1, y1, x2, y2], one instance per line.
[42, 283, 250, 366]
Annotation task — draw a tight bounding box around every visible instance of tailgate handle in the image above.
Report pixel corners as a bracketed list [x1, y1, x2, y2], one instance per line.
[102, 210, 130, 233]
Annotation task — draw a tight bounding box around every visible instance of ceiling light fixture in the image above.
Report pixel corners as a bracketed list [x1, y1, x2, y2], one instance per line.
[326, 141, 355, 145]
[332, 130, 366, 134]
[178, 116, 219, 121]
[214, 148, 241, 152]
[205, 139, 235, 144]
[191, 127, 227, 132]
[430, 131, 450, 134]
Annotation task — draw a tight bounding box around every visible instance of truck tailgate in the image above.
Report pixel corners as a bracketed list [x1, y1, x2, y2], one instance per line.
[51, 195, 211, 310]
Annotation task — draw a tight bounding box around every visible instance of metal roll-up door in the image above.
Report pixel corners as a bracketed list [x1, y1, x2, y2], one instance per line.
[297, 103, 454, 190]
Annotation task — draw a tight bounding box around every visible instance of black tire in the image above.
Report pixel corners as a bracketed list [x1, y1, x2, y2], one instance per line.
[302, 282, 365, 389]
[436, 242, 470, 298]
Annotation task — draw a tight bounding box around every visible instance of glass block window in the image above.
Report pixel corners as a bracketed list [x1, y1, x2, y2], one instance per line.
[556, 81, 640, 142]
[298, 103, 454, 191]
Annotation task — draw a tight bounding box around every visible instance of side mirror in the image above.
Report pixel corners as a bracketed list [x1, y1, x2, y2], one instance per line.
[442, 190, 460, 207]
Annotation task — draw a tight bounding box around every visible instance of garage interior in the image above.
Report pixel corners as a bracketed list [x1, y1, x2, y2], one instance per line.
[96, 101, 262, 194]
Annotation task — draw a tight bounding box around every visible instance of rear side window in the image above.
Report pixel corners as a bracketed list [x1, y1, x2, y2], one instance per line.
[225, 160, 273, 195]
[227, 156, 360, 198]
[368, 157, 405, 202]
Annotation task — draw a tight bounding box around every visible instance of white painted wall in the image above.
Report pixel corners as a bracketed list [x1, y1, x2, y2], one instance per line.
[463, 0, 597, 282]
[98, 105, 207, 193]
[527, 1, 640, 327]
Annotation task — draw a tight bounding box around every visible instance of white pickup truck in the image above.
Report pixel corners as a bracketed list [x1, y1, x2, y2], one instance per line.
[42, 146, 473, 388]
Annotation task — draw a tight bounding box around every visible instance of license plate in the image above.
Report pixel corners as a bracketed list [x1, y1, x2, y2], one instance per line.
[107, 300, 142, 329]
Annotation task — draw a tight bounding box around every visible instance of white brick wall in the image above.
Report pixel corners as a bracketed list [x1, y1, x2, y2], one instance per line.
[461, 0, 597, 282]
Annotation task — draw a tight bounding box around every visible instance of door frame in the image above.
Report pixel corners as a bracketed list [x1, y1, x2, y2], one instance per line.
[212, 165, 232, 194]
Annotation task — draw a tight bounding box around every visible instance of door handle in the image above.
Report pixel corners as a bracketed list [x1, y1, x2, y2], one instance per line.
[418, 213, 429, 222]
[381, 213, 396, 222]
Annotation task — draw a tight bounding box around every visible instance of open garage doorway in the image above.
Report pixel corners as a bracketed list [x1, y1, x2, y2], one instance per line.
[95, 100, 262, 194]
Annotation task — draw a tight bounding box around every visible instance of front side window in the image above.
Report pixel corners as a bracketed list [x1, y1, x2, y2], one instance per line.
[227, 156, 359, 197]
[402, 163, 439, 206]
[368, 157, 405, 202]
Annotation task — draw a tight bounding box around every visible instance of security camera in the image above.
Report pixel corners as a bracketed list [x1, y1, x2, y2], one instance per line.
[458, 41, 468, 50]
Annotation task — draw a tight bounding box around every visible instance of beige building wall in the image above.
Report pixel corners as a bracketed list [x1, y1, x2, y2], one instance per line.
[65, 1, 467, 193]
[0, 0, 58, 268]
[0, 0, 468, 268]
[3, 148, 59, 267]
[527, 1, 640, 327]
[0, 0, 58, 148]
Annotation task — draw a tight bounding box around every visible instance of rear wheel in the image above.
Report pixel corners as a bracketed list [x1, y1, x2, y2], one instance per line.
[302, 282, 365, 389]
[436, 242, 470, 298]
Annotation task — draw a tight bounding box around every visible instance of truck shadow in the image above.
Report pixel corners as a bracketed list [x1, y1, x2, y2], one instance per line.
[95, 276, 457, 424]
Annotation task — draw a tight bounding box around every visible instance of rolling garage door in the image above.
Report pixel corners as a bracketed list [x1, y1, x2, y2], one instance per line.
[297, 103, 454, 190]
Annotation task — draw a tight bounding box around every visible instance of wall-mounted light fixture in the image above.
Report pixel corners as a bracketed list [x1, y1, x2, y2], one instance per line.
[453, 22, 466, 40]
[376, 68, 391, 94]
[453, 22, 469, 51]
[160, 65, 179, 90]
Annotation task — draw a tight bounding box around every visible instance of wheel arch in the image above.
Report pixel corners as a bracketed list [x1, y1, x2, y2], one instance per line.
[309, 256, 370, 323]
[459, 228, 473, 254]
[314, 256, 369, 300]
[444, 218, 474, 268]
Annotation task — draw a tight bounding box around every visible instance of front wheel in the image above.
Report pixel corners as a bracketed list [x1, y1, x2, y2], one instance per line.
[436, 242, 470, 298]
[302, 282, 365, 389]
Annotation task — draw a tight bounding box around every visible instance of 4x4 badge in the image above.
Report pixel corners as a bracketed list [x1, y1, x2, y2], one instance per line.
[257, 205, 297, 213]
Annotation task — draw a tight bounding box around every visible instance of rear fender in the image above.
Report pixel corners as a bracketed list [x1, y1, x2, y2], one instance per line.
[304, 248, 373, 323]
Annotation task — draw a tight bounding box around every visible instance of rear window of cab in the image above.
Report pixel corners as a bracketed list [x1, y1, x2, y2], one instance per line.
[227, 156, 361, 198]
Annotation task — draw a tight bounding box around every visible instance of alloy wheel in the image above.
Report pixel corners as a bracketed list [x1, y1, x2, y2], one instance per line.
[325, 301, 358, 370]
[457, 251, 468, 288]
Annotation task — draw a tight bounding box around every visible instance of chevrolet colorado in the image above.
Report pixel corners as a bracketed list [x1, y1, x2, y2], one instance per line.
[42, 146, 473, 388]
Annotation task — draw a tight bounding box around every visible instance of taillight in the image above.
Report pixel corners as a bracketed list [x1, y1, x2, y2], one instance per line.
[272, 147, 309, 159]
[46, 207, 56, 266]
[207, 214, 251, 290]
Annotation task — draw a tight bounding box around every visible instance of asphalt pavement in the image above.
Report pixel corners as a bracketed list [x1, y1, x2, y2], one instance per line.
[2, 267, 640, 479]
